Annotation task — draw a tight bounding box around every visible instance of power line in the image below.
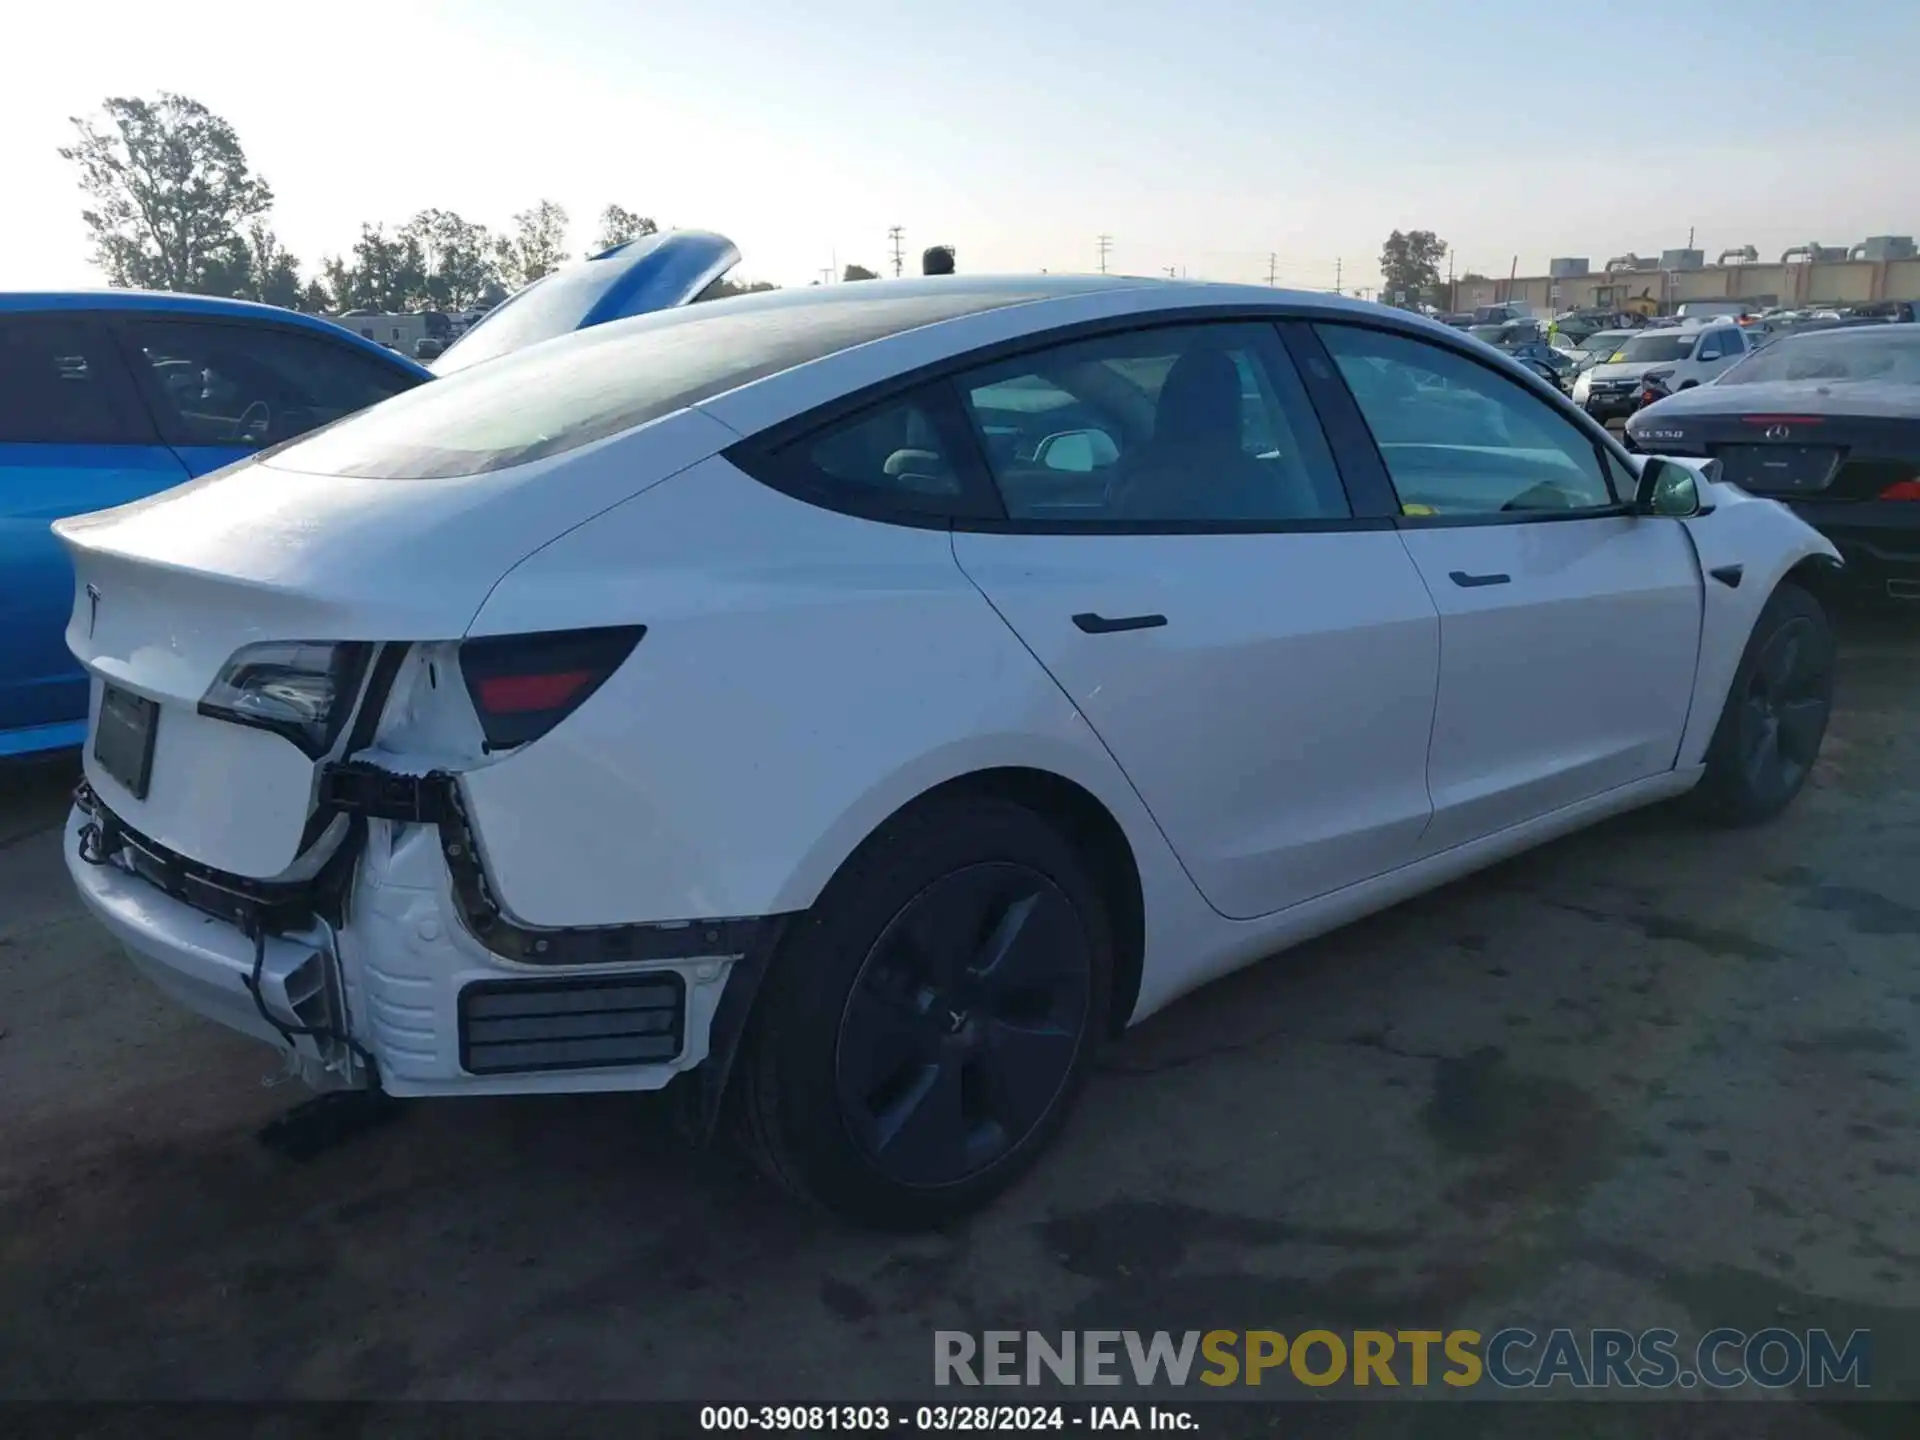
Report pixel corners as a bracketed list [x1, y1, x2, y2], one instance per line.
[1096, 234, 1113, 274]
[887, 226, 905, 278]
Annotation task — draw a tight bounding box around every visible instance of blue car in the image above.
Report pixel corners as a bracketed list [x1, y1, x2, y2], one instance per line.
[0, 230, 743, 759]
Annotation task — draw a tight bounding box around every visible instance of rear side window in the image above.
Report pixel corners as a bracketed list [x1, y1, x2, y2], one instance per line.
[0, 319, 136, 444]
[955, 321, 1351, 526]
[123, 321, 420, 449]
[265, 288, 1048, 479]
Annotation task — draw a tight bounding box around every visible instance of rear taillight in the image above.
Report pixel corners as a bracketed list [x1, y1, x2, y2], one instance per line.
[1880, 478, 1920, 501]
[459, 625, 645, 750]
[199, 641, 372, 757]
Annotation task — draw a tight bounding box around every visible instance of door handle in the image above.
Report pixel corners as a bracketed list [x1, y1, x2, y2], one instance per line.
[1072, 612, 1167, 634]
[1448, 570, 1511, 588]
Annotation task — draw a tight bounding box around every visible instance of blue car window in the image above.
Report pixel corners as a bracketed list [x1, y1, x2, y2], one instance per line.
[122, 321, 421, 449]
[0, 319, 136, 443]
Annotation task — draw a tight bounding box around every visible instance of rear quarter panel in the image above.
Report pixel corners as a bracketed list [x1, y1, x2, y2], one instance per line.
[457, 457, 1207, 953]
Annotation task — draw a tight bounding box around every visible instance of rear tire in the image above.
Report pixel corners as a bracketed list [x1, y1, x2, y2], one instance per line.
[1686, 583, 1836, 826]
[736, 794, 1113, 1229]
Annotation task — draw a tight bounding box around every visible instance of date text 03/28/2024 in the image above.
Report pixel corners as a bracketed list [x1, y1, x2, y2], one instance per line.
[699, 1405, 1192, 1431]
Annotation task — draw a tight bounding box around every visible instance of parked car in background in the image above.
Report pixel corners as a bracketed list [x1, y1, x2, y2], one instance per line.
[1, 292, 432, 758]
[1572, 323, 1753, 421]
[432, 229, 741, 375]
[1627, 324, 1920, 601]
[1561, 329, 1639, 382]
[57, 277, 1837, 1227]
[2, 231, 752, 759]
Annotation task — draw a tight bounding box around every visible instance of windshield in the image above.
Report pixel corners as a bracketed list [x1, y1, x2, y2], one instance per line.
[1716, 329, 1920, 386]
[1577, 331, 1631, 355]
[1615, 333, 1697, 363]
[1468, 325, 1507, 342]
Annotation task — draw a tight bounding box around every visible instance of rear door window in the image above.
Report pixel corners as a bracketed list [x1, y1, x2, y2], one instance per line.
[954, 321, 1352, 525]
[120, 320, 421, 449]
[0, 318, 146, 444]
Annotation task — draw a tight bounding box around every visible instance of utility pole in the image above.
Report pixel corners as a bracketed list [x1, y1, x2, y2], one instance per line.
[1165, 266, 1177, 279]
[1447, 249, 1456, 312]
[887, 226, 905, 278]
[1335, 257, 1343, 296]
[818, 267, 834, 286]
[1096, 234, 1112, 274]
[1687, 225, 1695, 250]
[1266, 253, 1277, 286]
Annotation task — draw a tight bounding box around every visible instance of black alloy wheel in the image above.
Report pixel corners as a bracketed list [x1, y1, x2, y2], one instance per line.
[1690, 583, 1836, 825]
[1732, 615, 1832, 800]
[833, 863, 1091, 1187]
[736, 794, 1114, 1229]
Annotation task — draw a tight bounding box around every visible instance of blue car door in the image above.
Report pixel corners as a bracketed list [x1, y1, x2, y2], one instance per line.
[0, 315, 190, 752]
[112, 317, 428, 479]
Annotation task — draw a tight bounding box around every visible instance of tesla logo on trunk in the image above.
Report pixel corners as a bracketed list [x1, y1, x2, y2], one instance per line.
[85, 583, 102, 637]
[1765, 424, 1792, 441]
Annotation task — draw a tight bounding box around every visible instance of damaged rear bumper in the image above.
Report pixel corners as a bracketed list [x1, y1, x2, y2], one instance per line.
[66, 770, 791, 1117]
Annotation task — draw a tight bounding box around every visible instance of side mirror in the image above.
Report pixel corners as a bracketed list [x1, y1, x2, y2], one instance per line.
[1034, 429, 1118, 473]
[1634, 456, 1702, 518]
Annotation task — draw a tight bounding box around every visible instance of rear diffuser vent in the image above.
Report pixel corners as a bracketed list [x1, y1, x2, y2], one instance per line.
[458, 973, 685, 1075]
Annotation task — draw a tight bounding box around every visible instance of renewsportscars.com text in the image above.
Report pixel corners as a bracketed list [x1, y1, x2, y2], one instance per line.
[934, 1328, 1871, 1390]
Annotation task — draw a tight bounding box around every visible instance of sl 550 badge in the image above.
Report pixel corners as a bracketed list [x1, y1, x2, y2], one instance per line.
[1641, 430, 1686, 441]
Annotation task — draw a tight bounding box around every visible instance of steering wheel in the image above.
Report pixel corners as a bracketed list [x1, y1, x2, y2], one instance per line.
[232, 399, 272, 445]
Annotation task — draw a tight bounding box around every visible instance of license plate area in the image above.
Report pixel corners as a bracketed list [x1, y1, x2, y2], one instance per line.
[94, 684, 159, 799]
[1713, 444, 1842, 494]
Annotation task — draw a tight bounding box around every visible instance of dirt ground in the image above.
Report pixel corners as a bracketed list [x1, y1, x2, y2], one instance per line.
[2, 604, 1915, 1431]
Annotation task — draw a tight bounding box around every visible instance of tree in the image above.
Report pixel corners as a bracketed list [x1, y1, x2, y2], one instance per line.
[1379, 229, 1448, 310]
[319, 224, 426, 312]
[496, 200, 569, 291]
[318, 255, 357, 311]
[235, 219, 303, 309]
[297, 278, 331, 314]
[699, 276, 779, 301]
[60, 93, 274, 293]
[843, 263, 879, 281]
[402, 208, 499, 310]
[590, 204, 657, 256]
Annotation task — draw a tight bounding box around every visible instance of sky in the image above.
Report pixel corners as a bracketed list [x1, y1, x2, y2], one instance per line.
[5, 0, 1917, 295]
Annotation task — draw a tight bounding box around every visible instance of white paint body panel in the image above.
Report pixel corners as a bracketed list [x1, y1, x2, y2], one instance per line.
[53, 409, 735, 877]
[460, 458, 1205, 935]
[1670, 472, 1842, 768]
[1394, 514, 1703, 852]
[951, 529, 1440, 919]
[51, 279, 1840, 1099]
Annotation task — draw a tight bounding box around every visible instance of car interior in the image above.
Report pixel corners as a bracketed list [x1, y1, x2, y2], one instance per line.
[126, 327, 413, 449]
[960, 338, 1346, 523]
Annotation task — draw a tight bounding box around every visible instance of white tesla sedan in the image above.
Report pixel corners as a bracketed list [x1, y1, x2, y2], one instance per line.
[57, 276, 1840, 1228]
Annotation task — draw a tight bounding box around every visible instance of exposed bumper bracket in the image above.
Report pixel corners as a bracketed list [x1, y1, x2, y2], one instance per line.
[318, 758, 789, 969]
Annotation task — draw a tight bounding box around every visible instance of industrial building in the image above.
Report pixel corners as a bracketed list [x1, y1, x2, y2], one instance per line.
[1452, 235, 1920, 315]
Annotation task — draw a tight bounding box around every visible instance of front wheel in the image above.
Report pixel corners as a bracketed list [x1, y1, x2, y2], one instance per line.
[736, 794, 1113, 1229]
[1686, 583, 1836, 826]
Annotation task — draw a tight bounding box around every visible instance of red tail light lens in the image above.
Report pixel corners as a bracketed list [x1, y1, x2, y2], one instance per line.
[1880, 479, 1920, 502]
[459, 626, 645, 750]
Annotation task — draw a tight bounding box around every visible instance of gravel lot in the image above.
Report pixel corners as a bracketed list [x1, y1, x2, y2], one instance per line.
[2, 604, 1915, 1430]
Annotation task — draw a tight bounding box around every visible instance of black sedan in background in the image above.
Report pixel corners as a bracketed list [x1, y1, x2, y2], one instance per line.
[1626, 326, 1920, 601]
